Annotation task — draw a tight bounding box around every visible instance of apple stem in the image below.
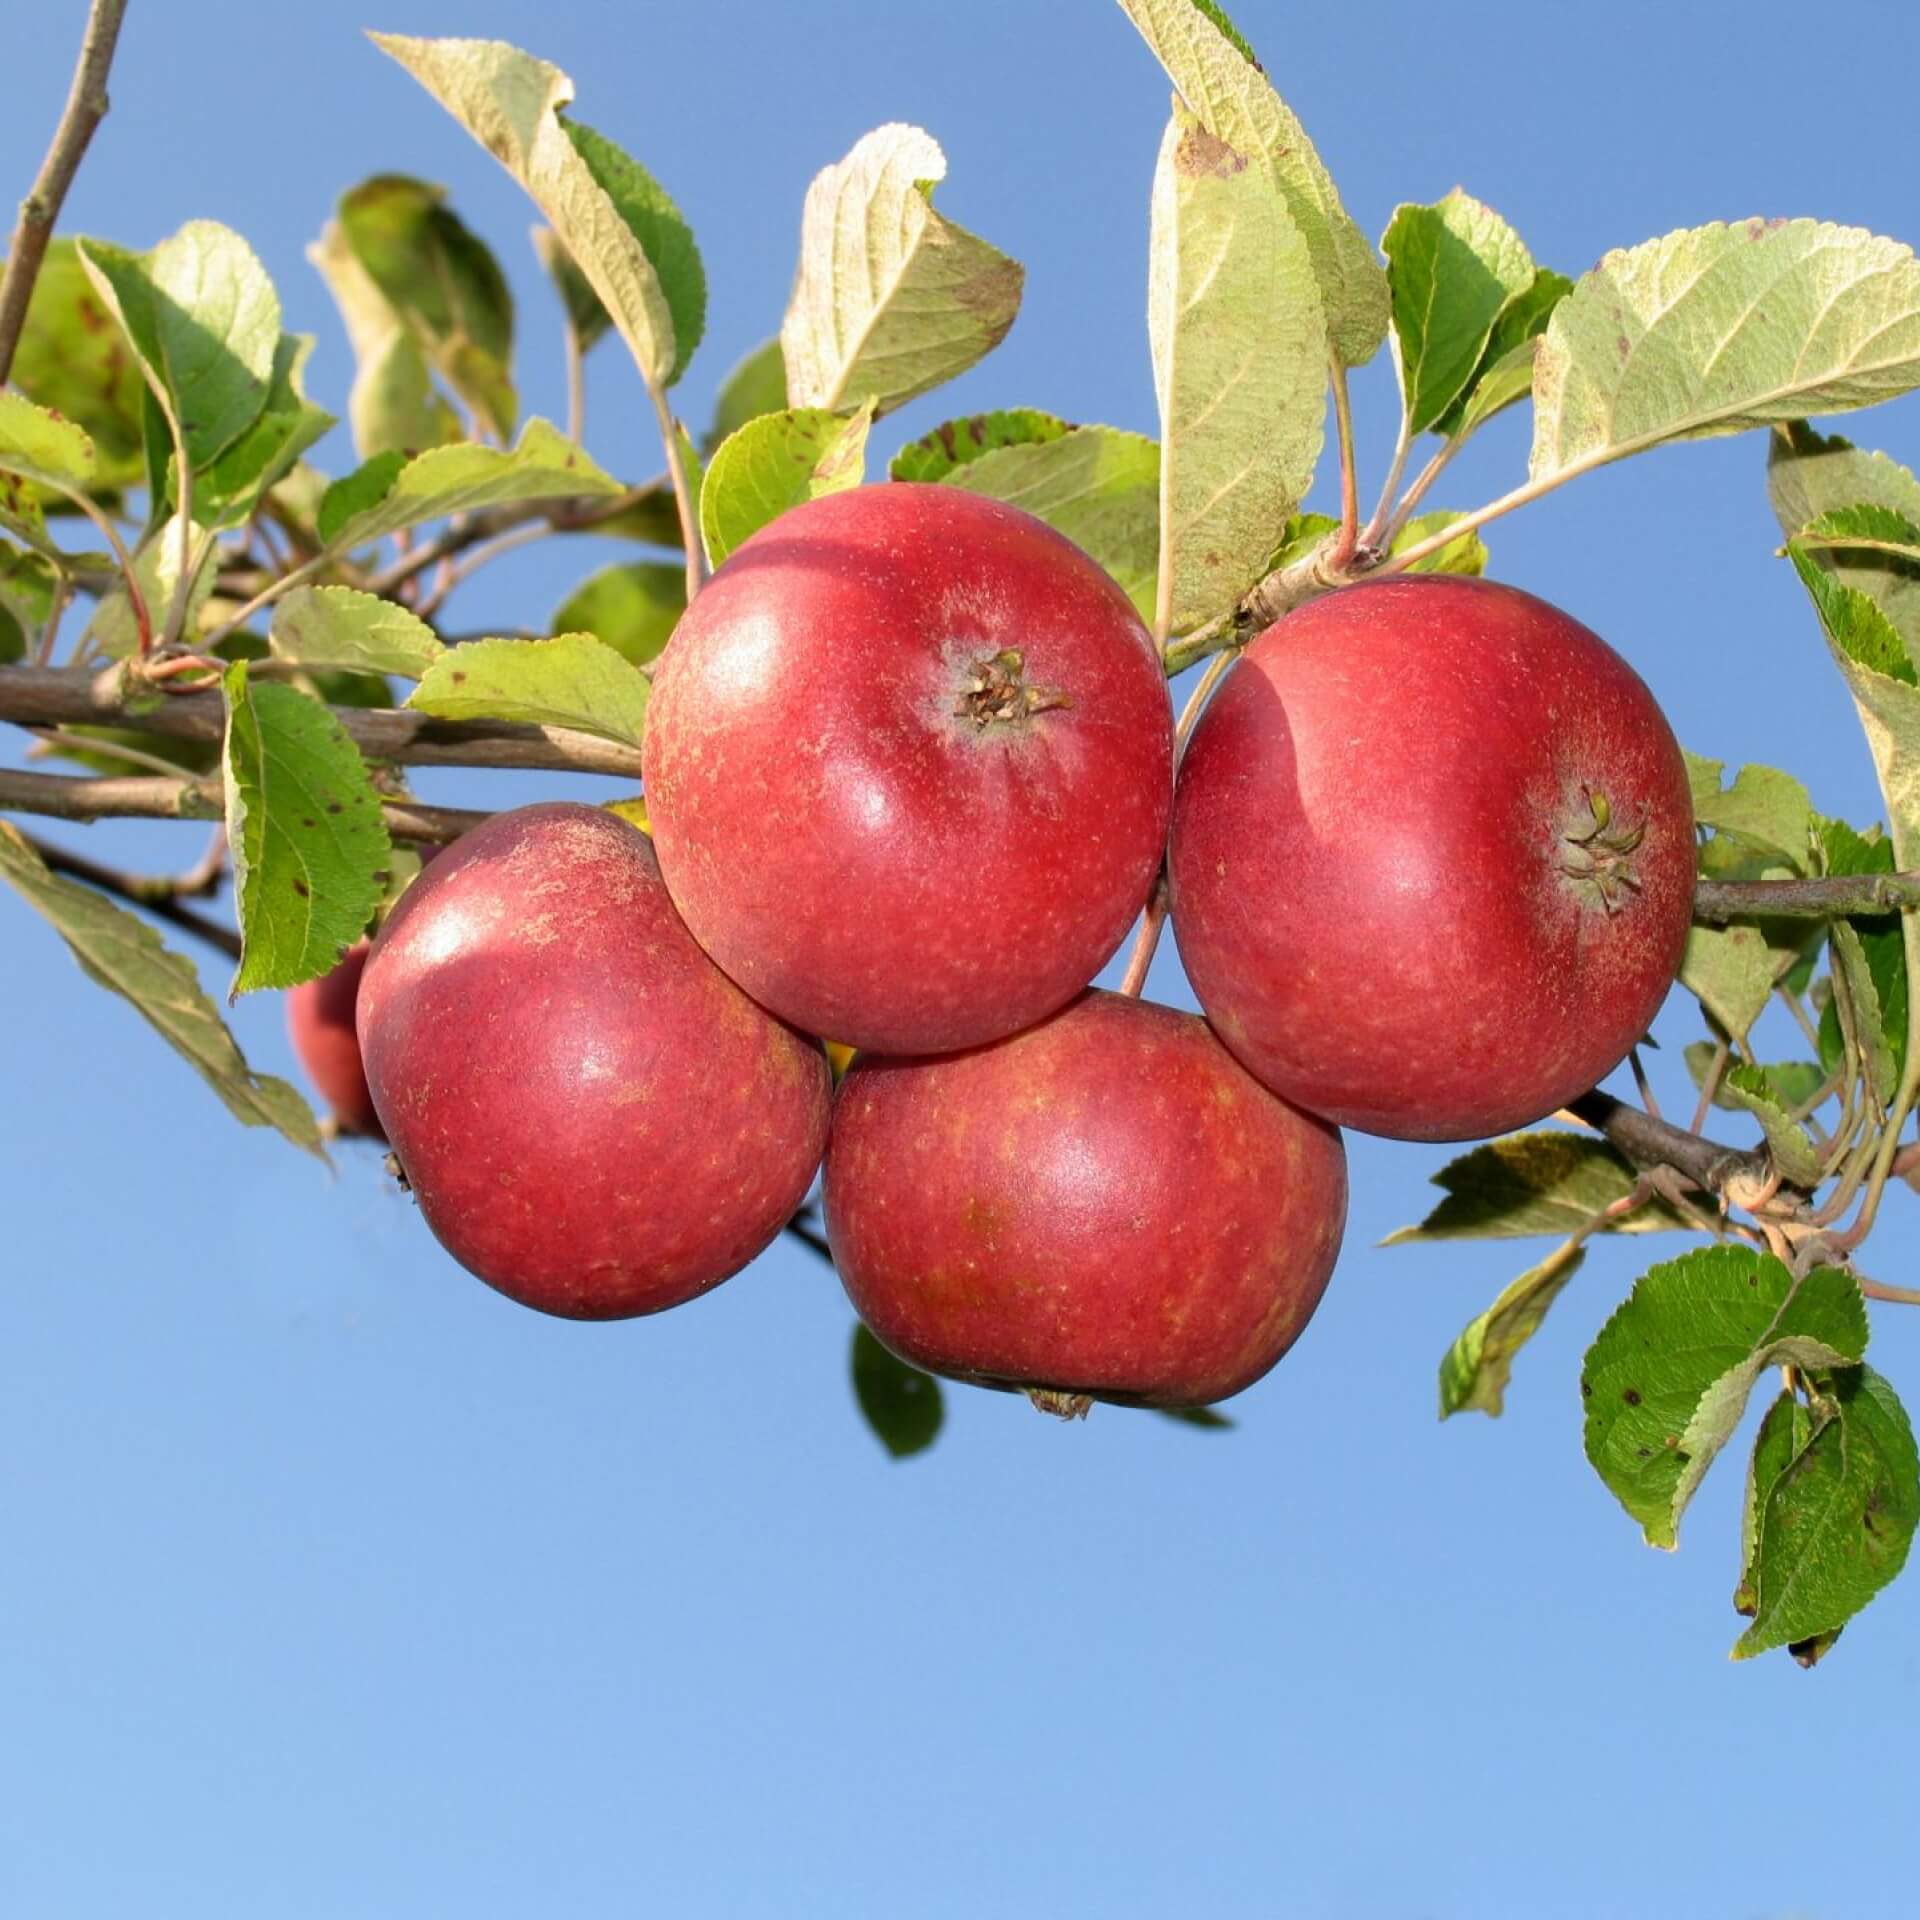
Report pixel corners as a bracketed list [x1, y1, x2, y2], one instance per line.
[1327, 359, 1361, 572]
[1117, 647, 1240, 997]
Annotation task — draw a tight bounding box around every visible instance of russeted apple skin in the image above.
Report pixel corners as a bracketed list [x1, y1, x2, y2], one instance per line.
[357, 803, 832, 1320]
[1168, 575, 1697, 1143]
[286, 941, 383, 1140]
[823, 990, 1347, 1408]
[642, 483, 1175, 1056]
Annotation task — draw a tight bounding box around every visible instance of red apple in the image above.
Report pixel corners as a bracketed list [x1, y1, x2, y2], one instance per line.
[1168, 575, 1696, 1142]
[286, 941, 383, 1140]
[356, 802, 832, 1319]
[642, 483, 1174, 1055]
[824, 989, 1347, 1410]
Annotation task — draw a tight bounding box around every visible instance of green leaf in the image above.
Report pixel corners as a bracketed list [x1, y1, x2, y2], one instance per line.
[221, 662, 391, 995]
[699, 404, 873, 569]
[1581, 1247, 1868, 1549]
[531, 225, 611, 355]
[1115, 0, 1387, 367]
[851, 1325, 944, 1460]
[0, 543, 57, 662]
[1264, 510, 1336, 572]
[1683, 751, 1813, 869]
[1384, 1132, 1684, 1244]
[0, 388, 98, 493]
[781, 123, 1023, 417]
[1683, 1044, 1826, 1115]
[8, 236, 148, 484]
[1389, 510, 1488, 576]
[85, 511, 215, 660]
[1798, 502, 1920, 569]
[1439, 1239, 1587, 1420]
[1156, 1405, 1235, 1429]
[705, 336, 786, 451]
[76, 223, 280, 472]
[1733, 1365, 1919, 1659]
[1148, 100, 1326, 638]
[1789, 540, 1916, 684]
[1768, 424, 1920, 662]
[337, 173, 516, 439]
[270, 585, 444, 680]
[559, 116, 705, 388]
[949, 427, 1160, 624]
[1680, 835, 1820, 1043]
[1532, 220, 1920, 488]
[407, 632, 650, 746]
[0, 819, 325, 1154]
[317, 418, 620, 550]
[551, 562, 684, 669]
[1434, 268, 1572, 440]
[1718, 1064, 1825, 1187]
[1382, 189, 1536, 436]
[190, 333, 335, 530]
[1737, 1389, 1811, 1618]
[889, 408, 1072, 484]
[1813, 816, 1907, 1094]
[308, 216, 461, 460]
[370, 33, 691, 394]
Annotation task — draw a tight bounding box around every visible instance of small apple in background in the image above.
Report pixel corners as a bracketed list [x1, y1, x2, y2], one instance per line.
[356, 802, 832, 1320]
[286, 942, 384, 1140]
[824, 990, 1347, 1412]
[1168, 576, 1696, 1143]
[643, 483, 1175, 1056]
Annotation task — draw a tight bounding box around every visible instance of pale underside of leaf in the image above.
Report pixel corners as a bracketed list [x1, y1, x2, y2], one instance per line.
[1533, 219, 1920, 485]
[1148, 103, 1325, 640]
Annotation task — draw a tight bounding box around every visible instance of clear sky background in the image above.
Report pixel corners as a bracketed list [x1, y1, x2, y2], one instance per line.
[4, 2, 1920, 1914]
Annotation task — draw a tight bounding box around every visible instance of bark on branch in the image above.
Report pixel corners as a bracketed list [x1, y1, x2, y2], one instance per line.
[1568, 1089, 1769, 1196]
[0, 665, 645, 779]
[1692, 872, 1920, 922]
[0, 0, 130, 385]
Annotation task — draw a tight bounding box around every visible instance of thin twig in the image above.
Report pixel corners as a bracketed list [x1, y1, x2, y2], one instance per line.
[0, 664, 647, 779]
[1326, 360, 1360, 571]
[18, 827, 242, 959]
[0, 766, 487, 843]
[0, 0, 129, 385]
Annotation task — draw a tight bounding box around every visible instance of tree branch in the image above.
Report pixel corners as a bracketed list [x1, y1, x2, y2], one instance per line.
[0, 767, 488, 843]
[1693, 872, 1920, 922]
[0, 0, 129, 385]
[1569, 1089, 1769, 1196]
[20, 827, 241, 959]
[0, 665, 645, 779]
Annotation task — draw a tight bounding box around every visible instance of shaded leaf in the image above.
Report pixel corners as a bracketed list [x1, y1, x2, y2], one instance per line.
[1434, 268, 1572, 440]
[531, 225, 611, 354]
[0, 820, 324, 1154]
[705, 336, 787, 450]
[1384, 1132, 1683, 1244]
[551, 562, 684, 668]
[1718, 1063, 1825, 1187]
[1439, 1239, 1586, 1420]
[222, 662, 391, 994]
[1683, 751, 1813, 869]
[851, 1325, 944, 1459]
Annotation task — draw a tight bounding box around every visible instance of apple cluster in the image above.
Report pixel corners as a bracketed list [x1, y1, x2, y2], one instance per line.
[291, 484, 1695, 1413]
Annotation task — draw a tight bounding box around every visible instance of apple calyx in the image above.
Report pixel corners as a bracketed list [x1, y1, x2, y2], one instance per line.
[954, 648, 1072, 730]
[1560, 787, 1647, 914]
[1026, 1387, 1096, 1421]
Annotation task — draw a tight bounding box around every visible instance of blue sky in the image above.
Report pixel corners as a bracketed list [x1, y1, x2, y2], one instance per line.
[5, 1, 1920, 1914]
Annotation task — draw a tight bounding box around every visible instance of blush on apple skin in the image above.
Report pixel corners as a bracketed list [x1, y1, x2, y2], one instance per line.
[286, 941, 384, 1140]
[642, 482, 1175, 1057]
[357, 803, 832, 1320]
[1168, 575, 1697, 1143]
[823, 989, 1347, 1410]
